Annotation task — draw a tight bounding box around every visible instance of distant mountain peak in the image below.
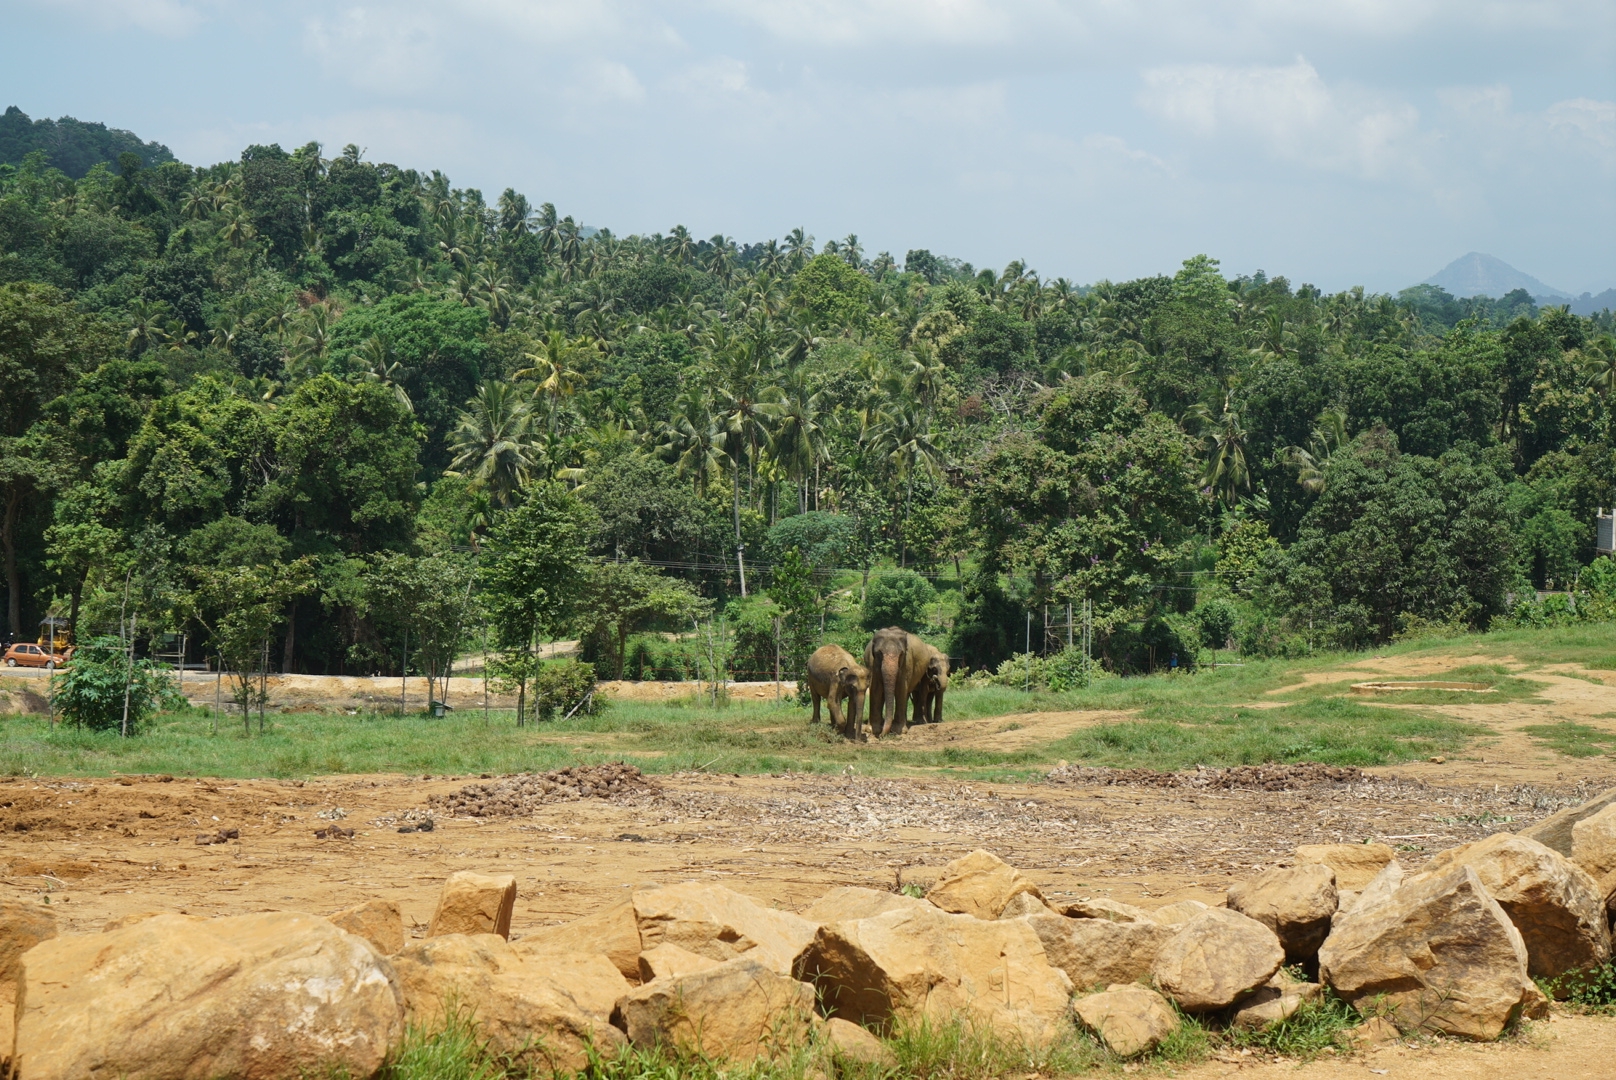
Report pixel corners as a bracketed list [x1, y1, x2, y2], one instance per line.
[1422, 252, 1569, 300]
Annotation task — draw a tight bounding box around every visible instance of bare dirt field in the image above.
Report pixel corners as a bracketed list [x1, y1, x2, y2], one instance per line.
[5, 638, 1616, 1074]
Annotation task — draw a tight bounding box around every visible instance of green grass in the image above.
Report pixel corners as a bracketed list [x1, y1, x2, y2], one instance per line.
[1521, 721, 1616, 759]
[3, 619, 1614, 781]
[1049, 697, 1481, 771]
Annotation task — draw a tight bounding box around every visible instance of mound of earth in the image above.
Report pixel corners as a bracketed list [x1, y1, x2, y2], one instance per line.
[429, 764, 659, 817]
[1046, 763, 1364, 791]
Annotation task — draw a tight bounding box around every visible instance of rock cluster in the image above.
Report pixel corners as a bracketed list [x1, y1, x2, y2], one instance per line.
[7, 792, 1616, 1077]
[428, 763, 659, 817]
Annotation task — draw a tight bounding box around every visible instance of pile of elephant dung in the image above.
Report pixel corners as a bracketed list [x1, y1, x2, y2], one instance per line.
[428, 763, 659, 818]
[1045, 762, 1365, 791]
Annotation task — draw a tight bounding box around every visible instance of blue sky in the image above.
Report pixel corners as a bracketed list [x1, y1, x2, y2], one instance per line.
[5, 1, 1614, 294]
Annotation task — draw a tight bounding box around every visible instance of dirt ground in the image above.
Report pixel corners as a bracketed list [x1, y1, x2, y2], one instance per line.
[4, 648, 1616, 1074]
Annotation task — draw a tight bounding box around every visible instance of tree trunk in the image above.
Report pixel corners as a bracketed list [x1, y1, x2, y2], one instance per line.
[281, 601, 296, 674]
[731, 470, 747, 596]
[69, 574, 84, 642]
[2, 485, 21, 642]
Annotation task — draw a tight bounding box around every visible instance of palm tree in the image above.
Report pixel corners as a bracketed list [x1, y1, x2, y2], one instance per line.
[218, 209, 255, 248]
[515, 332, 595, 434]
[289, 303, 335, 378]
[768, 366, 827, 513]
[476, 263, 515, 327]
[657, 387, 731, 498]
[1580, 336, 1616, 399]
[784, 228, 813, 269]
[1201, 395, 1252, 508]
[125, 299, 172, 353]
[355, 335, 413, 412]
[839, 234, 863, 267]
[447, 382, 538, 507]
[665, 225, 696, 266]
[1284, 409, 1350, 495]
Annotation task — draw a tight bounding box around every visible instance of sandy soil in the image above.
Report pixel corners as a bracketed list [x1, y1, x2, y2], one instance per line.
[4, 764, 1615, 1074]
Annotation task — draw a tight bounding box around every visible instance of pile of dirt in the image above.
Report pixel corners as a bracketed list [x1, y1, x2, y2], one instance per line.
[428, 763, 659, 817]
[1046, 762, 1364, 791]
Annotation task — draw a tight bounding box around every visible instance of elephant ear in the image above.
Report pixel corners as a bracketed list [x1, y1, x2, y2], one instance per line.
[836, 665, 849, 678]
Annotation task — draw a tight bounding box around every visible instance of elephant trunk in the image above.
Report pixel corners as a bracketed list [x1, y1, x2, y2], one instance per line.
[848, 688, 866, 735]
[880, 652, 900, 731]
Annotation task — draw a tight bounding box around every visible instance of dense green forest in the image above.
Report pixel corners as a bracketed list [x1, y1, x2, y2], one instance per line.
[2, 133, 1615, 703]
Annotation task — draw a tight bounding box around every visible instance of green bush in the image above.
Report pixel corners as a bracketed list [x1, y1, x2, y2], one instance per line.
[51, 636, 170, 734]
[533, 659, 605, 720]
[861, 570, 937, 633]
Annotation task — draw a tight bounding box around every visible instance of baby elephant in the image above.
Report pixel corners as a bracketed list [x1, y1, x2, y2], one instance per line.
[805, 644, 870, 741]
[911, 644, 950, 725]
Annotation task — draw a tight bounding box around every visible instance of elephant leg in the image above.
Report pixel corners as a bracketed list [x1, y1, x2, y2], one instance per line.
[811, 690, 822, 725]
[827, 690, 844, 736]
[890, 689, 908, 736]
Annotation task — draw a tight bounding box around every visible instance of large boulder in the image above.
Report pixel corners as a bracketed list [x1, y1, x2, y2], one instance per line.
[1294, 843, 1397, 891]
[392, 933, 625, 1072]
[509, 940, 633, 1021]
[522, 899, 642, 980]
[0, 901, 55, 1035]
[1059, 897, 1155, 923]
[615, 957, 816, 1061]
[1151, 900, 1210, 926]
[1072, 984, 1179, 1058]
[1319, 865, 1540, 1040]
[630, 882, 817, 975]
[428, 871, 517, 939]
[1022, 913, 1175, 991]
[1231, 976, 1323, 1031]
[823, 1017, 896, 1067]
[1521, 785, 1616, 856]
[329, 899, 404, 955]
[13, 912, 402, 1080]
[635, 943, 721, 982]
[925, 849, 1045, 920]
[1418, 833, 1610, 981]
[1151, 908, 1284, 1012]
[1226, 864, 1338, 961]
[795, 904, 1074, 1045]
[1571, 803, 1616, 901]
[805, 887, 928, 923]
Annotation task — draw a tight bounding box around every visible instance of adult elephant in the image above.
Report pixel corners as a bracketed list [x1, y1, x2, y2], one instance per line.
[863, 627, 929, 738]
[910, 643, 949, 726]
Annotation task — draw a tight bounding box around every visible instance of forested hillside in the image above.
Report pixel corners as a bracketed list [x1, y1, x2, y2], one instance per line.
[2, 137, 1614, 690]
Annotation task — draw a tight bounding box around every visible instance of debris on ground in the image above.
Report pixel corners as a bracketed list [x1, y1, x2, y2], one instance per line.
[194, 828, 239, 845]
[429, 763, 659, 818]
[1045, 763, 1366, 790]
[313, 825, 355, 840]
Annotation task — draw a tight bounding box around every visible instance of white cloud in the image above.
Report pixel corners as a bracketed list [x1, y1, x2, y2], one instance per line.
[706, 0, 1037, 47]
[26, 0, 216, 35]
[1139, 58, 1421, 180]
[1546, 98, 1616, 153]
[304, 8, 443, 94]
[572, 60, 647, 103]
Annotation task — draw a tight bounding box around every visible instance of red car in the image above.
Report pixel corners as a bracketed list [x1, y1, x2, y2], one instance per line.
[2, 643, 66, 669]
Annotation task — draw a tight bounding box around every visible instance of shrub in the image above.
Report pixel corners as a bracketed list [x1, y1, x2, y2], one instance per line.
[534, 659, 604, 720]
[861, 571, 937, 633]
[52, 636, 170, 734]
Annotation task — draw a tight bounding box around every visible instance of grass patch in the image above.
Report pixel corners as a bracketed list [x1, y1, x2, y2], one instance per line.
[2, 619, 1611, 780]
[1050, 697, 1481, 770]
[1521, 722, 1616, 759]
